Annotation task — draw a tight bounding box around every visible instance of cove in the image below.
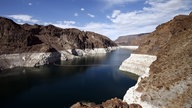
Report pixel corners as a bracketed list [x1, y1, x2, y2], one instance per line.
[0, 49, 138, 108]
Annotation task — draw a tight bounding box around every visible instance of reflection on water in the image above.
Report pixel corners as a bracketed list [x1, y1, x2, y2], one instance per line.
[120, 71, 139, 80]
[0, 49, 137, 108]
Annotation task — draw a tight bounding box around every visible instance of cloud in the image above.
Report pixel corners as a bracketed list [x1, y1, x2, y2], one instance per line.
[103, 0, 138, 7]
[80, 23, 118, 39]
[74, 13, 78, 17]
[28, 3, 32, 6]
[46, 0, 192, 40]
[108, 0, 192, 26]
[46, 20, 76, 28]
[81, 8, 85, 11]
[63, 21, 76, 25]
[7, 14, 39, 23]
[103, 0, 192, 39]
[87, 13, 95, 18]
[111, 10, 121, 18]
[56, 20, 76, 25]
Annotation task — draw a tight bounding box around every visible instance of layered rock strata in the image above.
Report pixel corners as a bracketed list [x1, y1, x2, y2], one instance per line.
[119, 54, 156, 76]
[0, 17, 117, 70]
[121, 12, 192, 108]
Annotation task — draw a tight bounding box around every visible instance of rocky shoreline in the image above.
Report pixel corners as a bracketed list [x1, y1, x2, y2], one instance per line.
[122, 54, 157, 108]
[118, 46, 139, 50]
[0, 16, 117, 70]
[0, 47, 117, 70]
[119, 54, 156, 76]
[119, 54, 157, 108]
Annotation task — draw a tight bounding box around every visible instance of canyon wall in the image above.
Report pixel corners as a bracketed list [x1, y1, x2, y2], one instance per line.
[121, 13, 192, 108]
[0, 17, 117, 70]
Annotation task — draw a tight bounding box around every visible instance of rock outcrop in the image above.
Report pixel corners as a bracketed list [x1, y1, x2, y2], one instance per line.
[115, 33, 150, 46]
[0, 17, 117, 70]
[70, 98, 142, 108]
[121, 12, 192, 108]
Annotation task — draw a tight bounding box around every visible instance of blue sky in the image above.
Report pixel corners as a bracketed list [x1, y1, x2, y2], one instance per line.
[1, 0, 192, 40]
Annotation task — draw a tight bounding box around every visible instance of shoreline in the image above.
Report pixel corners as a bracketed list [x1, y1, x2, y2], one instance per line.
[119, 54, 157, 76]
[119, 53, 157, 107]
[0, 47, 117, 70]
[118, 46, 139, 50]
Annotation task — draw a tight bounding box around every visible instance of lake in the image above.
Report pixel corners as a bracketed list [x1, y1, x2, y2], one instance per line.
[0, 49, 138, 108]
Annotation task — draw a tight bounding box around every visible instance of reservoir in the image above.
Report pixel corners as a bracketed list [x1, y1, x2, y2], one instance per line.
[0, 49, 137, 108]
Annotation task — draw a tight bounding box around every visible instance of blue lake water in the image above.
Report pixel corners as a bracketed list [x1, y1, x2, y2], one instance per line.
[0, 49, 138, 108]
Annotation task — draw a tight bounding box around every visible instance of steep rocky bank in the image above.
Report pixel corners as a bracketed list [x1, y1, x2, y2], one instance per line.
[119, 54, 157, 76]
[121, 13, 192, 107]
[0, 17, 117, 70]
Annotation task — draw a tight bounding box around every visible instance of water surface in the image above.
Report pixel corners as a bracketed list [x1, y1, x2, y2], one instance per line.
[0, 49, 138, 108]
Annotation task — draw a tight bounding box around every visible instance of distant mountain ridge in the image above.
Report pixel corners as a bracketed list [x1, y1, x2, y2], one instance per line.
[115, 33, 150, 46]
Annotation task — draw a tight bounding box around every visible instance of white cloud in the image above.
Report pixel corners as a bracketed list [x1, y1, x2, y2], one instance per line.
[108, 0, 192, 26]
[46, 20, 76, 28]
[28, 3, 32, 6]
[56, 20, 76, 25]
[7, 14, 39, 23]
[63, 21, 76, 25]
[74, 13, 78, 17]
[103, 0, 138, 7]
[45, 0, 192, 40]
[81, 8, 85, 11]
[111, 10, 121, 18]
[103, 0, 192, 39]
[87, 13, 95, 18]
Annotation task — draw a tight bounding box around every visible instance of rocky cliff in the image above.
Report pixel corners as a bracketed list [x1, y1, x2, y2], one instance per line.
[0, 17, 117, 70]
[122, 12, 192, 108]
[115, 33, 150, 46]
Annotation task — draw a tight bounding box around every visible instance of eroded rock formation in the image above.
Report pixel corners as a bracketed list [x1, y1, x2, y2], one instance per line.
[121, 13, 192, 108]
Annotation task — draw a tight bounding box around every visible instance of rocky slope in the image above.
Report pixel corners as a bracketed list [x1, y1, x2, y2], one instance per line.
[122, 12, 192, 108]
[0, 17, 117, 70]
[115, 33, 150, 46]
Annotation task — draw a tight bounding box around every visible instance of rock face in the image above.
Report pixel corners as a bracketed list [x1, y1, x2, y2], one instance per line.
[0, 17, 117, 70]
[122, 13, 192, 108]
[115, 33, 150, 46]
[119, 54, 157, 76]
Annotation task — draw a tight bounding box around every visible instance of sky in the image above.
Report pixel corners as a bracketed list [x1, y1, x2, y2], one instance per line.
[0, 0, 192, 40]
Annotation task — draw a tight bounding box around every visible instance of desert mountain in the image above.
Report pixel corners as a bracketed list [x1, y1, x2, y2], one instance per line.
[0, 17, 117, 70]
[0, 17, 117, 54]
